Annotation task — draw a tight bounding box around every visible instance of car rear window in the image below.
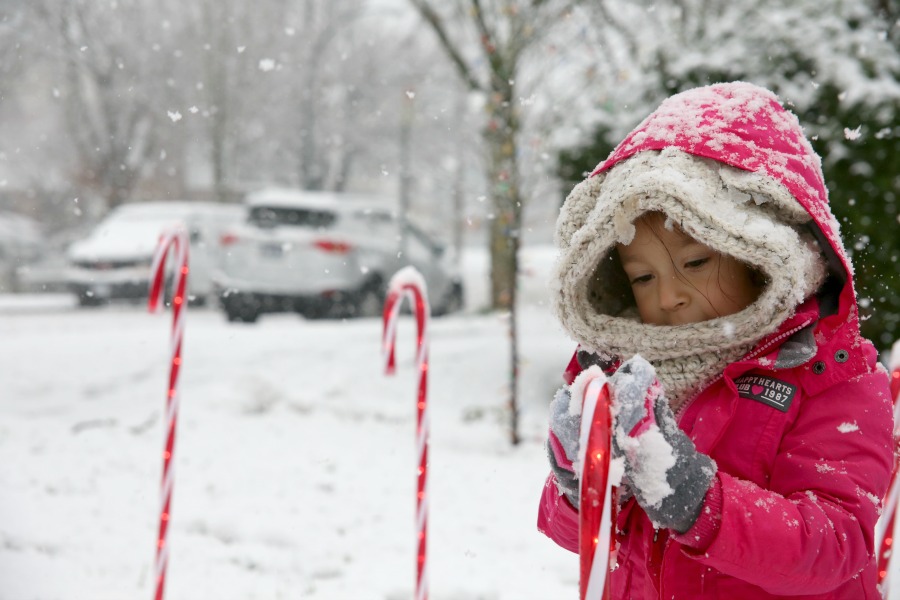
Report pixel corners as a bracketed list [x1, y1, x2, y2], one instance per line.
[248, 206, 337, 229]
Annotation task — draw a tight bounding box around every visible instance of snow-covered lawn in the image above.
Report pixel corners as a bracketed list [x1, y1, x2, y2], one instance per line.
[0, 246, 582, 600]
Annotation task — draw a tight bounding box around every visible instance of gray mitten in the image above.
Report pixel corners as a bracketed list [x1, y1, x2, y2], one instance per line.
[609, 356, 716, 533]
[547, 386, 581, 508]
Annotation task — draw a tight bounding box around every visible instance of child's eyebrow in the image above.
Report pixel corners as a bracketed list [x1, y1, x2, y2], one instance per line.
[617, 237, 707, 265]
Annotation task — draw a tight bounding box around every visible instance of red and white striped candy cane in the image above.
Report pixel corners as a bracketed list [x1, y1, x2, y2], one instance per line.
[382, 266, 430, 600]
[875, 363, 900, 596]
[147, 227, 189, 600]
[577, 373, 615, 600]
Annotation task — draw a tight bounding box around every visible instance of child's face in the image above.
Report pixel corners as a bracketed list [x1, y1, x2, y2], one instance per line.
[615, 215, 762, 326]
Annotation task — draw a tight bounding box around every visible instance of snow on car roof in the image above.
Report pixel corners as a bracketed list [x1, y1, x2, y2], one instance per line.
[245, 187, 396, 215]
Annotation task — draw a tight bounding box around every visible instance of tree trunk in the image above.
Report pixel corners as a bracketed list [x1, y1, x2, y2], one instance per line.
[451, 90, 466, 268]
[485, 84, 522, 445]
[485, 89, 521, 311]
[398, 92, 414, 257]
[297, 1, 324, 191]
[204, 0, 230, 203]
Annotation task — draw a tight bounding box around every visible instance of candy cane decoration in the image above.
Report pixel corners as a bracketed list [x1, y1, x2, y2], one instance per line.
[577, 373, 615, 600]
[875, 361, 900, 597]
[382, 266, 430, 600]
[147, 227, 189, 600]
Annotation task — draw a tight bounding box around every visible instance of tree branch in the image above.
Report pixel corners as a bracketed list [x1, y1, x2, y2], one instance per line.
[409, 0, 484, 92]
[469, 0, 495, 55]
[593, 0, 640, 65]
[509, 1, 569, 58]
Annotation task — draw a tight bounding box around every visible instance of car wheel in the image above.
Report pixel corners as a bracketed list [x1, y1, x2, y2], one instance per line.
[224, 295, 260, 324]
[300, 304, 329, 320]
[355, 287, 383, 318]
[76, 291, 106, 307]
[352, 275, 385, 318]
[435, 282, 464, 316]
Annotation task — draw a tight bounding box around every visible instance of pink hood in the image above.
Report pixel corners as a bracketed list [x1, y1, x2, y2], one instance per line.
[593, 82, 853, 305]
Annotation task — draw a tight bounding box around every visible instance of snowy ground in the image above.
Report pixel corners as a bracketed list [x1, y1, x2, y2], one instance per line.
[0, 246, 583, 600]
[1, 245, 897, 600]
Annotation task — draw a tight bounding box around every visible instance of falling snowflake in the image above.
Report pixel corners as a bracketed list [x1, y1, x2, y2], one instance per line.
[843, 126, 862, 140]
[167, 111, 182, 122]
[259, 59, 276, 72]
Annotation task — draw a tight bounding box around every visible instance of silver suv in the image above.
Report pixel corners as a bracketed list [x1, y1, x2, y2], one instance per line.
[214, 188, 463, 323]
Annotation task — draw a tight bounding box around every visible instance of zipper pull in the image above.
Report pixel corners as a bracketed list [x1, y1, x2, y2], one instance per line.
[653, 527, 660, 543]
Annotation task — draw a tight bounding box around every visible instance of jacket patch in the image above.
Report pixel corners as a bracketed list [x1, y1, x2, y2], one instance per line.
[734, 374, 796, 412]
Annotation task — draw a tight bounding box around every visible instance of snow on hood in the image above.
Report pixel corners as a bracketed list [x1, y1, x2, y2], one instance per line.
[67, 202, 241, 263]
[66, 204, 201, 262]
[68, 217, 184, 262]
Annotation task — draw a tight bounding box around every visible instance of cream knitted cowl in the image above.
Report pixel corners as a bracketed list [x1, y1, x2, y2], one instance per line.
[552, 149, 827, 410]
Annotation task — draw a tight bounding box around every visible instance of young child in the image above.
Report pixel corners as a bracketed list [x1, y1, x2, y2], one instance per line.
[537, 82, 894, 598]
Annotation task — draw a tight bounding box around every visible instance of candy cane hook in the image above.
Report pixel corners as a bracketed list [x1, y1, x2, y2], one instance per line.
[147, 227, 189, 600]
[382, 266, 430, 600]
[577, 372, 615, 600]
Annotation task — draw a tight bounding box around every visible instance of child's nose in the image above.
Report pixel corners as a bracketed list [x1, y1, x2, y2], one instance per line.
[658, 275, 689, 312]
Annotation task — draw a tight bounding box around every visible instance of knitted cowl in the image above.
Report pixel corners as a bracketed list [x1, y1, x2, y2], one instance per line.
[552, 148, 827, 409]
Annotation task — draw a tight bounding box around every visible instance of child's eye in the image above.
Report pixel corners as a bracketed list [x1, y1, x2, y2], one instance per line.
[630, 274, 653, 285]
[684, 257, 710, 270]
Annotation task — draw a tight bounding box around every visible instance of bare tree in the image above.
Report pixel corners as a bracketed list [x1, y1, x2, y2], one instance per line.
[30, 0, 183, 210]
[410, 0, 578, 310]
[408, 0, 589, 444]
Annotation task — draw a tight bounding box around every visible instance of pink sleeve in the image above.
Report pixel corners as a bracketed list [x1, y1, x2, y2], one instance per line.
[537, 473, 579, 553]
[537, 350, 583, 553]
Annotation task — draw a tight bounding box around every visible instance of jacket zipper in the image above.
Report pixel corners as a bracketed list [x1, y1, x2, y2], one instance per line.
[653, 527, 670, 596]
[660, 318, 815, 594]
[673, 317, 815, 425]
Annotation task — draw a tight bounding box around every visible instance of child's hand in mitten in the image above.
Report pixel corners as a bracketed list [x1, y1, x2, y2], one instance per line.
[609, 356, 716, 533]
[547, 386, 581, 508]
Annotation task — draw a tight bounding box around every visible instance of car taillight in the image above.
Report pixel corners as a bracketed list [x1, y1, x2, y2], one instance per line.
[314, 240, 353, 254]
[220, 232, 239, 246]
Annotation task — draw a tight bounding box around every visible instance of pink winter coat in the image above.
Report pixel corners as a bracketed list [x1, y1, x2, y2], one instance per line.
[537, 83, 894, 599]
